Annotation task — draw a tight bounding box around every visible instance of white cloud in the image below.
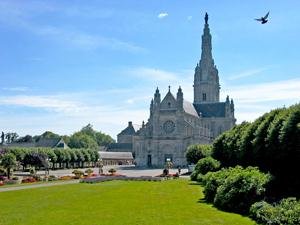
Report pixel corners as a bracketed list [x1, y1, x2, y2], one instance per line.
[2, 87, 30, 92]
[0, 95, 82, 113]
[158, 12, 168, 19]
[128, 67, 179, 81]
[222, 78, 300, 123]
[223, 78, 300, 103]
[228, 67, 269, 80]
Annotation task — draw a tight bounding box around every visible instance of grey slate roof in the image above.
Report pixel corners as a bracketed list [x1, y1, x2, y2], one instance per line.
[108, 143, 133, 150]
[99, 151, 134, 160]
[35, 138, 61, 148]
[6, 142, 35, 148]
[118, 124, 136, 136]
[183, 100, 199, 117]
[193, 102, 226, 117]
[7, 138, 67, 148]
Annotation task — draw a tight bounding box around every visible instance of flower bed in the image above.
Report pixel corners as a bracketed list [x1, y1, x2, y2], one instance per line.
[156, 173, 179, 179]
[59, 175, 74, 181]
[80, 175, 165, 183]
[22, 177, 36, 183]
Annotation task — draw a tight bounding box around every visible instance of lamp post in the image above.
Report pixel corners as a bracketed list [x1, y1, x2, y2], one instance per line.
[45, 157, 49, 182]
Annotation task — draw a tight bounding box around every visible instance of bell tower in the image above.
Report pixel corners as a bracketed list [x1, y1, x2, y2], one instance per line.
[194, 13, 220, 104]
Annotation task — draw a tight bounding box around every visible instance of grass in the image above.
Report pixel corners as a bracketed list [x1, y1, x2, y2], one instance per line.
[0, 179, 256, 225]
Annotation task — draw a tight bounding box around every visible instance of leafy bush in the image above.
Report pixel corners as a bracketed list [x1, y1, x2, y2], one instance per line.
[202, 167, 232, 202]
[108, 168, 116, 174]
[195, 157, 220, 175]
[72, 170, 84, 179]
[202, 166, 271, 213]
[250, 198, 300, 225]
[185, 144, 212, 164]
[190, 171, 198, 181]
[48, 175, 58, 181]
[85, 168, 93, 176]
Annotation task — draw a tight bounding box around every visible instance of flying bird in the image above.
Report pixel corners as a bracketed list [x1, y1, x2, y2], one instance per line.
[255, 12, 269, 24]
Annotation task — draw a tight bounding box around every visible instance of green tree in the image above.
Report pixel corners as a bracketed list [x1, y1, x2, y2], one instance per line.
[68, 133, 98, 149]
[185, 144, 212, 164]
[0, 153, 17, 179]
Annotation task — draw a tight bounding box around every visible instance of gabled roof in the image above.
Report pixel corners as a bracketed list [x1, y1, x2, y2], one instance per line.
[99, 151, 134, 160]
[193, 102, 226, 117]
[161, 91, 176, 102]
[35, 138, 62, 148]
[183, 100, 199, 117]
[118, 122, 136, 136]
[160, 91, 177, 109]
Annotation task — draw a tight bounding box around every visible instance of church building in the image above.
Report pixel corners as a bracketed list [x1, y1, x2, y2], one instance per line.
[109, 13, 236, 167]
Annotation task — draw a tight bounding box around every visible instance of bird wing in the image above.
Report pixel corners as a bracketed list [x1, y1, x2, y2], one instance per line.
[263, 12, 269, 20]
[255, 18, 262, 21]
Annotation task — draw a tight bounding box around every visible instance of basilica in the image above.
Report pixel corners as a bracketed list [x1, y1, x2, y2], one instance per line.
[109, 13, 236, 167]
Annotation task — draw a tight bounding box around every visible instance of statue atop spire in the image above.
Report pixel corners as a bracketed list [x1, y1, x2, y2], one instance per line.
[205, 12, 208, 24]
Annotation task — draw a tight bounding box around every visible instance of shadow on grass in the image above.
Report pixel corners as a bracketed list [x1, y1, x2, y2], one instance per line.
[188, 181, 201, 186]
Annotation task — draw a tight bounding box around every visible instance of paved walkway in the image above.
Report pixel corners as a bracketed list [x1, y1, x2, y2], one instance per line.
[0, 180, 79, 193]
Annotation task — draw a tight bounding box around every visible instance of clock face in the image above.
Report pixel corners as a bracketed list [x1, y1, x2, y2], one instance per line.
[163, 120, 175, 134]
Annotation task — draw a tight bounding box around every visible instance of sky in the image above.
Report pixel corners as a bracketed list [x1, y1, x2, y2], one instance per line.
[0, 0, 300, 139]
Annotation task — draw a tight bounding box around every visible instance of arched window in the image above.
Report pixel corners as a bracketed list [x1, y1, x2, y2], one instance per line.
[202, 93, 207, 101]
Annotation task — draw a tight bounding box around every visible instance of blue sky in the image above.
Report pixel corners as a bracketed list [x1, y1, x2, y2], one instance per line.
[0, 0, 299, 139]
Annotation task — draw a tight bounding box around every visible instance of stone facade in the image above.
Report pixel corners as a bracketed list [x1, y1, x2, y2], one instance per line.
[109, 13, 236, 167]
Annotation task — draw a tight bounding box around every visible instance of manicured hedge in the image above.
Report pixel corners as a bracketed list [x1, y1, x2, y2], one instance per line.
[250, 198, 300, 225]
[202, 166, 271, 214]
[212, 103, 300, 197]
[0, 147, 99, 170]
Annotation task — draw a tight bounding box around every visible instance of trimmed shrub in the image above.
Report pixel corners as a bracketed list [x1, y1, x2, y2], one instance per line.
[108, 168, 116, 175]
[202, 166, 271, 213]
[250, 198, 300, 225]
[85, 168, 93, 176]
[195, 157, 220, 175]
[202, 168, 232, 202]
[213, 166, 271, 213]
[185, 144, 212, 164]
[190, 171, 198, 181]
[72, 169, 84, 179]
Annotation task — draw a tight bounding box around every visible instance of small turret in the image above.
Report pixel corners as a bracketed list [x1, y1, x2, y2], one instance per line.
[230, 99, 235, 114]
[154, 87, 161, 105]
[176, 86, 183, 109]
[150, 98, 154, 116]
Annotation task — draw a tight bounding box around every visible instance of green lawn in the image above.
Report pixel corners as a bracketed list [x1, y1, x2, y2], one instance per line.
[0, 179, 256, 225]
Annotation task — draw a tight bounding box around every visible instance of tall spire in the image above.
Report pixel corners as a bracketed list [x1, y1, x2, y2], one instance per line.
[200, 12, 213, 72]
[193, 13, 220, 104]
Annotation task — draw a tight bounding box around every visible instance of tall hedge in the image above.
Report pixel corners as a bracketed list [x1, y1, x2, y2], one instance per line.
[212, 103, 300, 197]
[0, 147, 99, 170]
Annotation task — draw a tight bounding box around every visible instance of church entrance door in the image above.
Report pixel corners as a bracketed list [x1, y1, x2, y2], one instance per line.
[147, 154, 152, 166]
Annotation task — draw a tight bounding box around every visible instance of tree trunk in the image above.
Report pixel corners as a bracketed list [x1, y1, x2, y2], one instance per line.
[7, 168, 11, 179]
